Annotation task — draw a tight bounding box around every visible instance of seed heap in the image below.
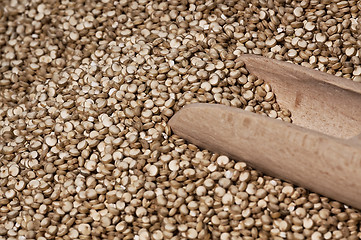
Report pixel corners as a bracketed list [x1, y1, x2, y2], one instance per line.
[1, 0, 361, 239]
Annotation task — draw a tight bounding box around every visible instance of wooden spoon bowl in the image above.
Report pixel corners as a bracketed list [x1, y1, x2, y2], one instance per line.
[169, 55, 361, 209]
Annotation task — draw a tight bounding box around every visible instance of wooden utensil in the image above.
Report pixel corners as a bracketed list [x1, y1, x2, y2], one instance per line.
[169, 54, 361, 209]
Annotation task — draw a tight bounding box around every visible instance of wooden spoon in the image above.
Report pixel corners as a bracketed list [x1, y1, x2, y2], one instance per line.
[169, 54, 361, 209]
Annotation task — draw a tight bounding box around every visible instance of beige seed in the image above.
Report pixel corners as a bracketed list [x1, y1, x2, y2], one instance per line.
[152, 230, 163, 240]
[216, 155, 229, 167]
[0, 166, 9, 178]
[304, 22, 316, 31]
[78, 223, 91, 235]
[62, 201, 73, 212]
[148, 165, 158, 177]
[245, 41, 256, 49]
[45, 135, 57, 147]
[243, 90, 254, 101]
[297, 39, 307, 49]
[165, 98, 175, 108]
[28, 179, 40, 189]
[68, 229, 79, 238]
[268, 110, 278, 118]
[265, 38, 277, 48]
[315, 33, 327, 43]
[5, 189, 16, 199]
[201, 82, 212, 92]
[345, 47, 356, 57]
[303, 218, 314, 229]
[112, 63, 122, 72]
[264, 92, 274, 101]
[136, 207, 147, 217]
[187, 228, 198, 239]
[324, 232, 332, 239]
[47, 225, 58, 235]
[239, 171, 251, 182]
[279, 220, 290, 231]
[282, 185, 294, 196]
[295, 207, 307, 218]
[288, 49, 298, 58]
[8, 164, 20, 177]
[144, 191, 155, 200]
[69, 32, 79, 41]
[85, 160, 97, 171]
[293, 7, 304, 17]
[245, 183, 256, 195]
[244, 218, 255, 228]
[126, 65, 137, 74]
[204, 179, 215, 189]
[101, 115, 113, 128]
[15, 181, 25, 191]
[170, 39, 181, 49]
[86, 189, 97, 199]
[222, 193, 234, 205]
[196, 186, 207, 196]
[168, 160, 179, 171]
[353, 66, 361, 76]
[311, 231, 323, 240]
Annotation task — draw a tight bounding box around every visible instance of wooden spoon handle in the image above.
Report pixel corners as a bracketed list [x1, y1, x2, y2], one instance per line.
[350, 134, 361, 145]
[169, 103, 361, 209]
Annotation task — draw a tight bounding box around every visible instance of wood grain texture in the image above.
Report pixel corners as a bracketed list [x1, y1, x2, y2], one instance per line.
[236, 54, 361, 139]
[169, 103, 361, 209]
